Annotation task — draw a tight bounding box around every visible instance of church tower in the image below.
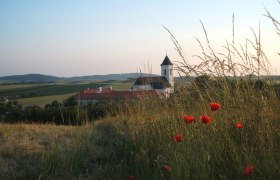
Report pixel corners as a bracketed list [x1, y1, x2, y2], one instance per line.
[161, 55, 174, 88]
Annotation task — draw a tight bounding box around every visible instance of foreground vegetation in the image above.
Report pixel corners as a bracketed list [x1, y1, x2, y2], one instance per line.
[0, 89, 279, 179]
[1, 74, 279, 179]
[0, 123, 98, 179]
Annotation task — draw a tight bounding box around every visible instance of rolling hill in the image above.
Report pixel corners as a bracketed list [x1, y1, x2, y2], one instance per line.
[0, 73, 159, 83]
[0, 74, 63, 83]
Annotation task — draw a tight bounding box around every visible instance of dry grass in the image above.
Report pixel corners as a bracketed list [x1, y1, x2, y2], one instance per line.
[0, 123, 76, 179]
[0, 121, 134, 179]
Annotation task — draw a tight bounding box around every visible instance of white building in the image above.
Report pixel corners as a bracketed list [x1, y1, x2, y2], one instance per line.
[131, 55, 174, 97]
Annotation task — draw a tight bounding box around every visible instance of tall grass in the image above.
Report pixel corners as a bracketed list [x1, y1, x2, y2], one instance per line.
[93, 12, 280, 179]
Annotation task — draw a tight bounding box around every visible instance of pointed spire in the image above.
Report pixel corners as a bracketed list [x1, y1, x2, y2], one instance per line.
[161, 54, 173, 66]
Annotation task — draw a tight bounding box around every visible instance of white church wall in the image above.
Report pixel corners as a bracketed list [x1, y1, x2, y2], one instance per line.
[161, 65, 174, 88]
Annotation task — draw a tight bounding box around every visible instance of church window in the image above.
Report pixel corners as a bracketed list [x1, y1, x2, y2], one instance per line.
[164, 69, 166, 75]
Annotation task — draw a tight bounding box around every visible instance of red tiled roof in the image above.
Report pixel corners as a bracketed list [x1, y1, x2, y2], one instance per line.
[74, 93, 110, 101]
[74, 89, 159, 101]
[82, 87, 112, 94]
[82, 89, 98, 93]
[101, 88, 112, 93]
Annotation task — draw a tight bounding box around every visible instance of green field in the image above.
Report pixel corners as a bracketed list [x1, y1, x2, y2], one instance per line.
[17, 93, 76, 107]
[0, 81, 133, 106]
[0, 83, 108, 97]
[0, 84, 45, 91]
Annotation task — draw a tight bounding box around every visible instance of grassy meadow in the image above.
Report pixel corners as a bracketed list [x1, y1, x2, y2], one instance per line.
[1, 72, 279, 179]
[0, 87, 279, 179]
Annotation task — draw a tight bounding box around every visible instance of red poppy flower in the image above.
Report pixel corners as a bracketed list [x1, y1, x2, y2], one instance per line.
[164, 165, 172, 171]
[146, 116, 153, 122]
[183, 115, 195, 124]
[200, 115, 211, 124]
[129, 175, 136, 180]
[235, 123, 243, 129]
[209, 102, 221, 113]
[174, 133, 183, 142]
[244, 165, 253, 176]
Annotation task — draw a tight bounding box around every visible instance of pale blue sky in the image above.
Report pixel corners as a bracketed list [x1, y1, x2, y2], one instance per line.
[0, 0, 279, 77]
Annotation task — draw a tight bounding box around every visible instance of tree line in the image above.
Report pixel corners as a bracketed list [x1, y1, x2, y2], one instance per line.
[0, 96, 116, 125]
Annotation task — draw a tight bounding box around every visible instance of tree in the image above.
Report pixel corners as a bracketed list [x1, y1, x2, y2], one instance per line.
[63, 96, 77, 107]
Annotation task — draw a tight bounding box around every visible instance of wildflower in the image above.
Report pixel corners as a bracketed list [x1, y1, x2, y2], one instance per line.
[174, 133, 183, 142]
[200, 115, 211, 124]
[183, 115, 195, 124]
[164, 165, 172, 171]
[209, 102, 221, 113]
[129, 175, 136, 180]
[146, 116, 153, 122]
[235, 123, 243, 129]
[244, 165, 253, 176]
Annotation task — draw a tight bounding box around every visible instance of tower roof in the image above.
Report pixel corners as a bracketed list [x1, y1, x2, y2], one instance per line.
[160, 55, 173, 66]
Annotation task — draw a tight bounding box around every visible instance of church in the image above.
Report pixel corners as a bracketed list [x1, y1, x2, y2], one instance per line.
[74, 54, 174, 105]
[131, 54, 174, 97]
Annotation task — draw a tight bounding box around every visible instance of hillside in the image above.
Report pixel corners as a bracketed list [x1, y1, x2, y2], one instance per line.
[0, 73, 159, 83]
[67, 73, 158, 82]
[1, 73, 279, 84]
[0, 74, 63, 83]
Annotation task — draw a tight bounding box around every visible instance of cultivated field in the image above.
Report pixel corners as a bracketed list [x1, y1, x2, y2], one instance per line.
[0, 81, 133, 107]
[17, 93, 76, 107]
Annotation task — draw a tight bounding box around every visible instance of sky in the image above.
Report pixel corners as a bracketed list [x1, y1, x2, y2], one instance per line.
[0, 0, 279, 77]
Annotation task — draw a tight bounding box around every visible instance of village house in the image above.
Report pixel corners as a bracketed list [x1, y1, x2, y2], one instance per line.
[74, 54, 174, 105]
